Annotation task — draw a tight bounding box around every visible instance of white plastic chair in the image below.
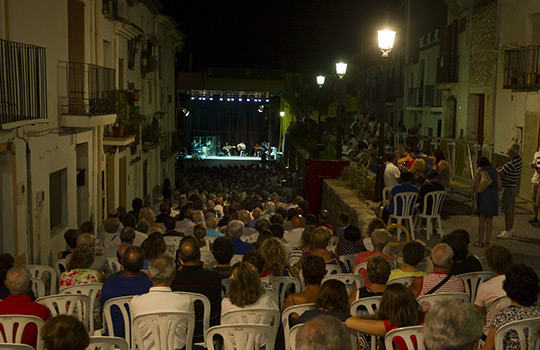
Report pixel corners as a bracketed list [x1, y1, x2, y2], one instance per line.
[60, 283, 103, 334]
[174, 292, 211, 345]
[105, 258, 122, 275]
[415, 190, 446, 240]
[0, 315, 45, 350]
[494, 317, 540, 350]
[31, 278, 45, 299]
[458, 271, 494, 303]
[132, 311, 195, 350]
[55, 259, 67, 278]
[339, 254, 357, 273]
[0, 344, 34, 350]
[387, 192, 418, 241]
[27, 264, 58, 295]
[384, 325, 425, 350]
[350, 296, 382, 350]
[221, 308, 280, 342]
[230, 254, 243, 265]
[282, 304, 315, 350]
[327, 236, 340, 253]
[353, 262, 368, 275]
[205, 324, 275, 350]
[378, 186, 394, 219]
[102, 296, 134, 348]
[221, 278, 232, 299]
[322, 274, 364, 295]
[488, 296, 511, 322]
[261, 276, 301, 310]
[87, 336, 129, 350]
[289, 323, 303, 350]
[163, 236, 183, 248]
[388, 276, 417, 287]
[36, 294, 90, 330]
[324, 264, 341, 276]
[417, 292, 469, 312]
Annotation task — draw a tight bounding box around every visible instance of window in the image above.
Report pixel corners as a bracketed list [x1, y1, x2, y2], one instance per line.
[49, 168, 68, 231]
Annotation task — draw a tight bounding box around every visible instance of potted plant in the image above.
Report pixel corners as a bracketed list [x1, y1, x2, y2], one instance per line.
[141, 121, 163, 147]
[112, 90, 133, 137]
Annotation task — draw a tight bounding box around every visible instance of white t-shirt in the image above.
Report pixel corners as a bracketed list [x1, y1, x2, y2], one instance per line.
[221, 290, 278, 316]
[283, 228, 304, 249]
[384, 163, 401, 188]
[531, 151, 540, 184]
[474, 275, 506, 335]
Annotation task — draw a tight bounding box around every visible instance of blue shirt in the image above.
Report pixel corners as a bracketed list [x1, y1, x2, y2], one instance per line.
[206, 228, 224, 238]
[231, 238, 253, 255]
[387, 183, 419, 214]
[101, 275, 153, 338]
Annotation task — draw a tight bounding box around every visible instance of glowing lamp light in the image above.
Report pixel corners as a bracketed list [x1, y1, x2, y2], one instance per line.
[190, 97, 195, 100]
[219, 97, 223, 101]
[316, 75, 325, 87]
[280, 111, 285, 117]
[247, 98, 251, 102]
[336, 62, 347, 79]
[265, 99, 270, 102]
[238, 98, 243, 102]
[377, 30, 396, 57]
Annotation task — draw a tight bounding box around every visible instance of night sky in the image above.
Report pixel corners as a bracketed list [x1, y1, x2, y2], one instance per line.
[161, 0, 401, 73]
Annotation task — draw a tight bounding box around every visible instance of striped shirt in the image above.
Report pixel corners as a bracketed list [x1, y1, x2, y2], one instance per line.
[417, 272, 465, 297]
[501, 156, 522, 188]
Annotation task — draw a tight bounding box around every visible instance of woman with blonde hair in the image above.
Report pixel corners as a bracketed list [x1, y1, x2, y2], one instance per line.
[221, 262, 278, 315]
[260, 237, 290, 277]
[303, 227, 340, 266]
[193, 222, 216, 268]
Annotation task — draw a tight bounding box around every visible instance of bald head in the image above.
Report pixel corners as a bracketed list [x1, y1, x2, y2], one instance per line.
[431, 243, 454, 270]
[238, 210, 251, 225]
[77, 233, 95, 247]
[116, 242, 131, 263]
[291, 215, 305, 229]
[179, 237, 200, 265]
[123, 246, 145, 273]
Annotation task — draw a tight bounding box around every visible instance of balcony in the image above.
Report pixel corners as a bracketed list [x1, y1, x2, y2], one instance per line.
[0, 39, 48, 128]
[424, 85, 443, 107]
[58, 61, 116, 128]
[161, 130, 180, 159]
[503, 46, 540, 90]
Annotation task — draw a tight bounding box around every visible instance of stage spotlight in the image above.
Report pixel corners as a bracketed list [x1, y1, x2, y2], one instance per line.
[227, 98, 231, 101]
[191, 97, 195, 100]
[182, 108, 190, 117]
[258, 105, 264, 113]
[238, 98, 243, 102]
[220, 97, 224, 101]
[265, 98, 270, 102]
[231, 98, 235, 101]
[202, 97, 206, 100]
[209, 97, 214, 101]
[246, 98, 251, 102]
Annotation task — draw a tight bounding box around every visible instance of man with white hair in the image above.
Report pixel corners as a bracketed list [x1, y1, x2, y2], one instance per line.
[205, 216, 224, 240]
[131, 255, 192, 350]
[0, 266, 50, 348]
[410, 243, 465, 298]
[227, 220, 253, 255]
[296, 315, 351, 350]
[262, 201, 275, 218]
[424, 299, 484, 350]
[497, 142, 522, 239]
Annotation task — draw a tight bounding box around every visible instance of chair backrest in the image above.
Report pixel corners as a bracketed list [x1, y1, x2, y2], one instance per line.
[36, 294, 91, 330]
[102, 296, 134, 348]
[282, 304, 315, 350]
[205, 324, 275, 350]
[0, 344, 35, 350]
[339, 254, 357, 273]
[457, 271, 494, 303]
[27, 264, 58, 295]
[494, 317, 540, 350]
[230, 254, 243, 265]
[350, 296, 382, 316]
[388, 276, 417, 287]
[87, 336, 129, 350]
[289, 323, 303, 350]
[221, 278, 232, 299]
[163, 236, 183, 247]
[384, 325, 425, 350]
[31, 278, 45, 299]
[0, 315, 45, 350]
[353, 262, 368, 276]
[60, 283, 103, 334]
[173, 292, 211, 344]
[221, 308, 280, 335]
[132, 311, 194, 350]
[322, 274, 364, 295]
[105, 257, 122, 274]
[391, 192, 418, 217]
[261, 276, 301, 310]
[327, 236, 340, 253]
[419, 190, 446, 216]
[102, 233, 120, 248]
[417, 293, 469, 312]
[324, 264, 341, 276]
[488, 296, 511, 322]
[55, 259, 66, 277]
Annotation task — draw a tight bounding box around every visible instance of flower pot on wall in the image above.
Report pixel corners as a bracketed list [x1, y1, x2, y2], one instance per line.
[112, 126, 125, 138]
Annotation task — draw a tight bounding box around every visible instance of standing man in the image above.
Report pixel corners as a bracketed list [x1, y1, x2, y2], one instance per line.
[497, 142, 522, 239]
[528, 144, 540, 226]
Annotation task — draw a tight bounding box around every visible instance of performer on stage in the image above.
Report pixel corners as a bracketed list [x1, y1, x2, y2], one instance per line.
[223, 142, 233, 156]
[237, 141, 246, 156]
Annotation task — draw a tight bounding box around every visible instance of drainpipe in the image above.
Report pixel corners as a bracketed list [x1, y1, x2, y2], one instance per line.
[15, 130, 34, 263]
[490, 0, 501, 158]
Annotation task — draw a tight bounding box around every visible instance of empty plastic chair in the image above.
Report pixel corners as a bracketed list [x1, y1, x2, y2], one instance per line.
[339, 254, 357, 273]
[415, 190, 446, 240]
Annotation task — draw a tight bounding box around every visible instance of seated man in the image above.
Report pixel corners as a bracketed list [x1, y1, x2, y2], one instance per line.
[101, 246, 152, 338]
[424, 299, 483, 350]
[296, 315, 352, 350]
[227, 220, 253, 255]
[131, 255, 192, 350]
[0, 266, 50, 348]
[383, 171, 419, 222]
[171, 237, 222, 344]
[417, 170, 445, 213]
[410, 243, 465, 300]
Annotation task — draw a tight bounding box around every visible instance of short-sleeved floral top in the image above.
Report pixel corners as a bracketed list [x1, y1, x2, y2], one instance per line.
[59, 268, 99, 290]
[491, 304, 540, 350]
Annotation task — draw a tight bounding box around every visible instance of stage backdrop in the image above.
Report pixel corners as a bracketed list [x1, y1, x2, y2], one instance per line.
[181, 97, 280, 152]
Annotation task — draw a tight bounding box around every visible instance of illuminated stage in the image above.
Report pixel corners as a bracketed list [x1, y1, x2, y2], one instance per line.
[178, 155, 264, 168]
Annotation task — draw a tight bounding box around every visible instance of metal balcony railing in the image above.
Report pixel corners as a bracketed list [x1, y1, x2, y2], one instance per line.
[503, 46, 540, 90]
[58, 61, 115, 116]
[0, 39, 48, 125]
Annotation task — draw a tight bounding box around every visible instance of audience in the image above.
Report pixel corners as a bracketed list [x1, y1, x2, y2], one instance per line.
[337, 225, 365, 256]
[65, 233, 111, 278]
[212, 237, 235, 279]
[0, 253, 35, 300]
[388, 240, 426, 281]
[289, 226, 315, 267]
[242, 250, 266, 275]
[227, 220, 253, 255]
[260, 237, 290, 277]
[296, 279, 350, 324]
[60, 245, 104, 289]
[300, 227, 340, 267]
[442, 230, 482, 275]
[58, 229, 79, 259]
[296, 315, 352, 350]
[349, 255, 390, 305]
[354, 229, 394, 285]
[283, 255, 325, 311]
[41, 315, 90, 350]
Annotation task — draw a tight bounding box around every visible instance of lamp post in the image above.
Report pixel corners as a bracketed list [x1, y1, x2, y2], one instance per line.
[335, 62, 347, 159]
[314, 75, 326, 159]
[374, 30, 396, 202]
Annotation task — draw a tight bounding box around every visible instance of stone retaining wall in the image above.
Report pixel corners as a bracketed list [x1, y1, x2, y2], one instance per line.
[321, 179, 379, 234]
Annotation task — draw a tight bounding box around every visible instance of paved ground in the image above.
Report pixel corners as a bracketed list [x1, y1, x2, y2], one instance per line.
[384, 194, 540, 276]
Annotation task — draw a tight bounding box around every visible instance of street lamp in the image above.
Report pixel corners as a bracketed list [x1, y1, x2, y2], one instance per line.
[316, 75, 326, 88]
[336, 62, 347, 159]
[374, 29, 396, 202]
[280, 111, 285, 117]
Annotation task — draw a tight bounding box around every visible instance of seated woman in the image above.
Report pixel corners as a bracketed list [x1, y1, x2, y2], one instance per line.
[193, 223, 216, 268]
[211, 237, 235, 279]
[481, 264, 540, 350]
[289, 226, 315, 267]
[299, 227, 340, 267]
[283, 255, 326, 311]
[442, 230, 482, 275]
[141, 230, 167, 270]
[221, 261, 279, 315]
[42, 315, 90, 350]
[388, 240, 426, 281]
[260, 237, 290, 277]
[349, 255, 390, 305]
[295, 279, 350, 324]
[58, 229, 79, 260]
[337, 225, 366, 256]
[346, 283, 424, 349]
